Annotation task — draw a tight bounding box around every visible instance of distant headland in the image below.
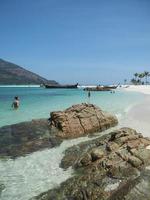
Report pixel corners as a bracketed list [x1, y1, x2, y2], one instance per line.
[0, 58, 59, 85]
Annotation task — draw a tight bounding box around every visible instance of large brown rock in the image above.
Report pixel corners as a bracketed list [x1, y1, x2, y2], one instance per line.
[50, 103, 118, 138]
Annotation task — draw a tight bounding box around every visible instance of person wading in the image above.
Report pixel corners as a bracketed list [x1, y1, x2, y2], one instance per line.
[88, 91, 91, 103]
[12, 96, 20, 109]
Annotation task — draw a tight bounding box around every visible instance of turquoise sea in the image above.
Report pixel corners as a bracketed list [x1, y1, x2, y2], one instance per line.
[0, 87, 144, 200]
[0, 87, 144, 127]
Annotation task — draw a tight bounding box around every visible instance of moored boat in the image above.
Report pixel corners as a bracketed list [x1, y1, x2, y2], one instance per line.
[104, 85, 118, 89]
[44, 83, 78, 89]
[84, 85, 118, 91]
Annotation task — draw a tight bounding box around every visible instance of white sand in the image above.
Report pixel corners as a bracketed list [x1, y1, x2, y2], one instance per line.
[120, 97, 150, 137]
[120, 85, 150, 137]
[124, 85, 150, 95]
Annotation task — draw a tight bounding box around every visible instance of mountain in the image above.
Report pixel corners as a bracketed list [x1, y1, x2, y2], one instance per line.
[0, 58, 59, 85]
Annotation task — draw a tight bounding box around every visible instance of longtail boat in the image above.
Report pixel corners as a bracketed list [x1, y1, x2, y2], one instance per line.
[84, 85, 118, 91]
[44, 83, 78, 89]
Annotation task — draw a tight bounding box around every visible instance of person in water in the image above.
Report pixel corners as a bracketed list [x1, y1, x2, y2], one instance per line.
[12, 96, 20, 109]
[88, 91, 91, 103]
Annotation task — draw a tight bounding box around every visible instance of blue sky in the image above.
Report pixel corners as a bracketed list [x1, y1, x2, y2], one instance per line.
[0, 0, 150, 84]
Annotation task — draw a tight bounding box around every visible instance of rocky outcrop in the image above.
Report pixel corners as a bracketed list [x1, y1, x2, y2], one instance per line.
[0, 119, 62, 158]
[32, 128, 150, 200]
[50, 103, 118, 138]
[0, 104, 118, 158]
[61, 127, 150, 170]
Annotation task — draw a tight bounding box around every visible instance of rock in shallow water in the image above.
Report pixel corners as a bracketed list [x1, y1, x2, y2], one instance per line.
[32, 127, 150, 200]
[0, 104, 118, 158]
[50, 103, 118, 138]
[0, 119, 62, 158]
[0, 182, 5, 197]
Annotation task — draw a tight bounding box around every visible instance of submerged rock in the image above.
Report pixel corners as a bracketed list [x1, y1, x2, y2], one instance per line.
[0, 182, 5, 197]
[109, 169, 150, 200]
[50, 103, 118, 138]
[32, 128, 150, 200]
[0, 119, 62, 158]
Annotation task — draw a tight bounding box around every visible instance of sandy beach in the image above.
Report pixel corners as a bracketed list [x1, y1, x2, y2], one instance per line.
[124, 85, 150, 95]
[121, 85, 150, 137]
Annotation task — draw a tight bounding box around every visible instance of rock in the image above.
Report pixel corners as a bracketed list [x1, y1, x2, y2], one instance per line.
[110, 128, 141, 145]
[50, 103, 118, 138]
[33, 128, 150, 200]
[109, 169, 150, 200]
[79, 153, 92, 166]
[0, 104, 118, 158]
[0, 183, 5, 196]
[106, 142, 120, 152]
[130, 148, 150, 166]
[127, 155, 143, 168]
[91, 148, 105, 161]
[0, 119, 62, 158]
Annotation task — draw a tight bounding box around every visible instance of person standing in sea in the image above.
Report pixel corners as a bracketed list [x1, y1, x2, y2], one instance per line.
[12, 96, 20, 109]
[88, 91, 91, 103]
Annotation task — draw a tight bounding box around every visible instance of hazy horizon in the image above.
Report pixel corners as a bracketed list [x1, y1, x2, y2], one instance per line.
[0, 0, 150, 84]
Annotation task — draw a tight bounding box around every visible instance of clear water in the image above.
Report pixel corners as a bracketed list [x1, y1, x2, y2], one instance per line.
[0, 87, 143, 127]
[0, 87, 144, 200]
[0, 136, 93, 200]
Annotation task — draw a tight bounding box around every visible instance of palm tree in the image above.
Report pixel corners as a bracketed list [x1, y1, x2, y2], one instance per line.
[148, 73, 150, 84]
[144, 71, 149, 85]
[134, 73, 139, 81]
[131, 78, 135, 84]
[138, 73, 145, 84]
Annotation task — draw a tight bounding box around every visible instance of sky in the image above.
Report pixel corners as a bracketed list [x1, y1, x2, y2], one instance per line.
[0, 0, 150, 84]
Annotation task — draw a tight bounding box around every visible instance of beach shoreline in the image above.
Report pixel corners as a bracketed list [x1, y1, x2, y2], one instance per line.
[124, 85, 150, 95]
[120, 85, 150, 137]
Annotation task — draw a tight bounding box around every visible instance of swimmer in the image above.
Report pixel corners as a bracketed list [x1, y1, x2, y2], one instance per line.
[12, 96, 20, 109]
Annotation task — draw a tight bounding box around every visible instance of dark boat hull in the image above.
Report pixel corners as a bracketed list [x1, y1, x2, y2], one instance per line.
[84, 87, 111, 91]
[84, 85, 118, 91]
[104, 85, 118, 89]
[45, 84, 78, 89]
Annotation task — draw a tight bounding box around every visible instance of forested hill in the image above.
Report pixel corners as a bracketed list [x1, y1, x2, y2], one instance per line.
[0, 59, 58, 85]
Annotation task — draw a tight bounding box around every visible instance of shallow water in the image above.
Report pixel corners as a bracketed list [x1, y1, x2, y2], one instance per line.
[0, 131, 111, 200]
[0, 87, 144, 200]
[0, 87, 143, 127]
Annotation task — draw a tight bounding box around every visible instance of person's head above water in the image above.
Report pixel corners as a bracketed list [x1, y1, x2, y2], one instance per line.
[15, 96, 19, 100]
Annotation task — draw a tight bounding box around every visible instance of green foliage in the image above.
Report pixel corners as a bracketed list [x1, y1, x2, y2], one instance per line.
[130, 71, 150, 85]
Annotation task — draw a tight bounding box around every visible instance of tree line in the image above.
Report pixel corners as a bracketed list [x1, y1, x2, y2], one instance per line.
[124, 71, 150, 85]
